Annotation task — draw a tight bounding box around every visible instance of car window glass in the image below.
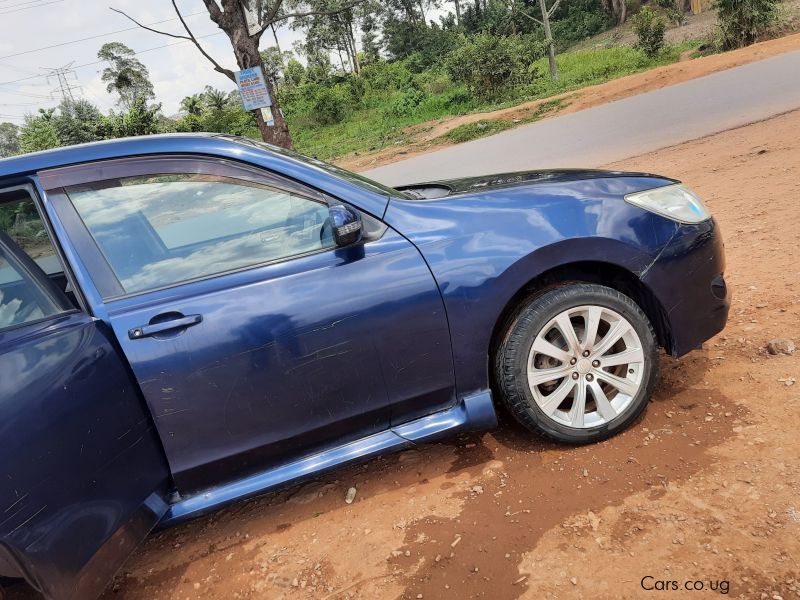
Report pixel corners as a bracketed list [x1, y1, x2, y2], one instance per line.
[0, 196, 61, 276]
[0, 246, 63, 331]
[65, 173, 334, 295]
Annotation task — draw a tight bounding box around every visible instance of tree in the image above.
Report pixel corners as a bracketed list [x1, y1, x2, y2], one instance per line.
[0, 123, 19, 158]
[380, 0, 435, 58]
[98, 42, 156, 108]
[445, 32, 541, 98]
[451, 0, 461, 23]
[52, 99, 105, 146]
[112, 0, 365, 149]
[631, 6, 666, 57]
[103, 96, 162, 138]
[715, 0, 778, 49]
[511, 0, 562, 80]
[360, 12, 382, 61]
[260, 47, 294, 85]
[601, 0, 627, 25]
[283, 57, 306, 85]
[19, 110, 60, 154]
[292, 0, 363, 75]
[180, 94, 205, 116]
[203, 86, 232, 111]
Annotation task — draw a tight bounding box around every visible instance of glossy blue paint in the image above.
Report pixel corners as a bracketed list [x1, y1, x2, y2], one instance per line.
[393, 390, 498, 442]
[162, 390, 496, 525]
[0, 136, 729, 600]
[641, 217, 730, 355]
[0, 312, 170, 600]
[384, 175, 680, 396]
[100, 227, 456, 494]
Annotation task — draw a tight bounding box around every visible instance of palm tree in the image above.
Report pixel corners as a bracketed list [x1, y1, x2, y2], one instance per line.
[203, 86, 229, 111]
[180, 94, 204, 116]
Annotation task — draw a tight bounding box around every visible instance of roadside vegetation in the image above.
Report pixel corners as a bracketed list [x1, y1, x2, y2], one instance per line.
[0, 0, 790, 163]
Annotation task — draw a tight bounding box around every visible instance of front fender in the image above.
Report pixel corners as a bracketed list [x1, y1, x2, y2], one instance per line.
[385, 177, 678, 396]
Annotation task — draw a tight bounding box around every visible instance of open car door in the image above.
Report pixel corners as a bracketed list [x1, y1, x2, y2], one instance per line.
[0, 223, 171, 600]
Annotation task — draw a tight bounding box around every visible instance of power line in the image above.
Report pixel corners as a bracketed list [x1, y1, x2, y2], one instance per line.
[0, 30, 226, 88]
[0, 89, 53, 99]
[0, 0, 56, 9]
[0, 11, 207, 60]
[0, 60, 39, 76]
[0, 0, 64, 15]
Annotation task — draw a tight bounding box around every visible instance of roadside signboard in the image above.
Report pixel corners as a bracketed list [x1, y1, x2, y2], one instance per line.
[234, 67, 272, 112]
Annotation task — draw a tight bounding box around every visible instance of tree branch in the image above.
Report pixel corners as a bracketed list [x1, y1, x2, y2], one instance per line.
[263, 0, 285, 30]
[109, 7, 191, 40]
[109, 3, 235, 81]
[547, 0, 562, 17]
[262, 0, 364, 31]
[170, 0, 234, 80]
[517, 10, 543, 25]
[202, 0, 225, 23]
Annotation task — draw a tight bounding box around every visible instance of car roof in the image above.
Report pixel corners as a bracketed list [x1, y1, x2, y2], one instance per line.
[0, 133, 392, 217]
[0, 133, 237, 179]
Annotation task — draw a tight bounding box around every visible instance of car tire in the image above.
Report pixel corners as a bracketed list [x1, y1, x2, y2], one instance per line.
[496, 283, 659, 444]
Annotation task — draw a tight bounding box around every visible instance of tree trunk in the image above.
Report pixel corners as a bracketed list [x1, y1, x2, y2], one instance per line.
[417, 0, 428, 24]
[453, 0, 461, 23]
[221, 6, 293, 148]
[538, 0, 558, 81]
[270, 23, 282, 54]
[610, 0, 627, 24]
[347, 24, 361, 75]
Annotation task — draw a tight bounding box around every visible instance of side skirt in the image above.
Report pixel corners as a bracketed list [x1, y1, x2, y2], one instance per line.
[161, 391, 497, 526]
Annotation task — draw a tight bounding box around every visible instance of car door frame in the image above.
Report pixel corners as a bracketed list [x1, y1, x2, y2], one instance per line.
[38, 154, 343, 301]
[38, 154, 453, 493]
[0, 179, 172, 600]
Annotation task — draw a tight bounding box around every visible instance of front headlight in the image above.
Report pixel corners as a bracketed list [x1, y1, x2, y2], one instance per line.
[624, 183, 711, 224]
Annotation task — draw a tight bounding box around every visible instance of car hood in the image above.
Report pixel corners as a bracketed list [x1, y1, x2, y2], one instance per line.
[394, 169, 676, 199]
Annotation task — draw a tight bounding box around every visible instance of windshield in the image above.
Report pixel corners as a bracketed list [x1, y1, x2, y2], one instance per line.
[223, 136, 412, 199]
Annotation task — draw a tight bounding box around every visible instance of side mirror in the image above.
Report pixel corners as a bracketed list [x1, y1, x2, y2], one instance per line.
[329, 204, 363, 247]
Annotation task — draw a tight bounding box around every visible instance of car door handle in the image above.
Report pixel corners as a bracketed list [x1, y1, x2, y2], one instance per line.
[128, 314, 203, 339]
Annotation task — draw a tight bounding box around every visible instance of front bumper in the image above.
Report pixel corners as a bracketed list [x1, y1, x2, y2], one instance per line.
[642, 217, 730, 357]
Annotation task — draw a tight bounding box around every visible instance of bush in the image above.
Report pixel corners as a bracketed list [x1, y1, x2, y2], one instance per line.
[284, 58, 306, 86]
[441, 87, 474, 108]
[631, 7, 667, 58]
[445, 34, 542, 99]
[346, 76, 367, 106]
[385, 88, 427, 117]
[715, 0, 779, 49]
[312, 86, 348, 125]
[361, 60, 414, 92]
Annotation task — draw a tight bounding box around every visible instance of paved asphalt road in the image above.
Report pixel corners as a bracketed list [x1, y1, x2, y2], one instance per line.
[364, 50, 800, 186]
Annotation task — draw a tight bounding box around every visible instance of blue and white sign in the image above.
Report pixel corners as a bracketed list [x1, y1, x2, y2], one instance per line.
[234, 67, 272, 111]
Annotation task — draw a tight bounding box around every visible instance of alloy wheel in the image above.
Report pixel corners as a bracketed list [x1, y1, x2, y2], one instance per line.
[526, 305, 645, 428]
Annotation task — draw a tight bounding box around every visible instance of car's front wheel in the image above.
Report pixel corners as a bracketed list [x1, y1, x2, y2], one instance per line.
[496, 283, 659, 444]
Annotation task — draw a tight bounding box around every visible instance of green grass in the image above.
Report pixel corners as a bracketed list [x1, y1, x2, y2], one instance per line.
[440, 119, 515, 143]
[290, 43, 698, 162]
[527, 43, 694, 96]
[438, 99, 565, 143]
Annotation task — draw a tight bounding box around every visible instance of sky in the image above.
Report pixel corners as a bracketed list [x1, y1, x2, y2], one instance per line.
[0, 0, 454, 124]
[0, 0, 312, 122]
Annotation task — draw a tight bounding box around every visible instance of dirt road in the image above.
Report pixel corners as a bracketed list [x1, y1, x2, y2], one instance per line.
[7, 111, 799, 600]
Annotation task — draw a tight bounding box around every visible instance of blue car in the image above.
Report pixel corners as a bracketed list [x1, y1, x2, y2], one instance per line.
[0, 134, 728, 599]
